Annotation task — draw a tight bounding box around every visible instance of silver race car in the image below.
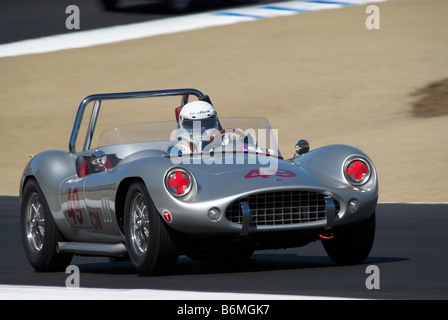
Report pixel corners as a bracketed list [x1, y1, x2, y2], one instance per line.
[20, 89, 378, 275]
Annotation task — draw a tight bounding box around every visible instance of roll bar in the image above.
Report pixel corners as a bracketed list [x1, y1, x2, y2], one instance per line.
[68, 88, 205, 153]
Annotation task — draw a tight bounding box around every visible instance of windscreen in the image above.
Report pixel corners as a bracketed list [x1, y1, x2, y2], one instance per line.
[97, 117, 281, 157]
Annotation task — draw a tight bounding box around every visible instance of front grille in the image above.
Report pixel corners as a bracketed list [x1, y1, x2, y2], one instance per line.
[226, 190, 339, 226]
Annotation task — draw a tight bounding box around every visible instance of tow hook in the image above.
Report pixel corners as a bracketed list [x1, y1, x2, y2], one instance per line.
[319, 231, 334, 240]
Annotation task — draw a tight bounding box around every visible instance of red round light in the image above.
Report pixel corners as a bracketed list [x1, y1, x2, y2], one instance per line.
[345, 158, 371, 185]
[166, 169, 192, 197]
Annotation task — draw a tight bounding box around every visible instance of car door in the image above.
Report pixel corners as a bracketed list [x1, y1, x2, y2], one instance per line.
[60, 176, 91, 229]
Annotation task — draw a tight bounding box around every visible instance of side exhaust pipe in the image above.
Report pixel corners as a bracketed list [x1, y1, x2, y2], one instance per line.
[57, 242, 127, 257]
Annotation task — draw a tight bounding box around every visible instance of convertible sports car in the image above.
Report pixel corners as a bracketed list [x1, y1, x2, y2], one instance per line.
[20, 89, 378, 276]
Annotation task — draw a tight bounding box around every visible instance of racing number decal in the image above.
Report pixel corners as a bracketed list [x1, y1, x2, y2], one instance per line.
[66, 188, 104, 229]
[245, 169, 296, 179]
[67, 188, 83, 225]
[89, 212, 103, 230]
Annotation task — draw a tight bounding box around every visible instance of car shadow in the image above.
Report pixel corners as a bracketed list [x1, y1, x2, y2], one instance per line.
[75, 254, 409, 276]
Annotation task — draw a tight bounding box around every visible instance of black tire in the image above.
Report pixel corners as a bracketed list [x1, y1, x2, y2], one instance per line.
[20, 179, 73, 272]
[124, 181, 179, 276]
[322, 211, 376, 265]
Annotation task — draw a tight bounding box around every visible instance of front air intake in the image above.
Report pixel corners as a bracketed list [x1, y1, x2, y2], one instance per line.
[226, 190, 339, 226]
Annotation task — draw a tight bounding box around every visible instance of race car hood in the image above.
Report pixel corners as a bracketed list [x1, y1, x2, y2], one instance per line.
[181, 153, 327, 200]
[174, 143, 377, 202]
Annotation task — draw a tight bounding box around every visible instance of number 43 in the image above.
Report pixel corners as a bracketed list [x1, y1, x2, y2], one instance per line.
[244, 169, 296, 179]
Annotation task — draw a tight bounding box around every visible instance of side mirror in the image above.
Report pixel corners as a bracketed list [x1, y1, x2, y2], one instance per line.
[294, 140, 309, 157]
[90, 150, 107, 166]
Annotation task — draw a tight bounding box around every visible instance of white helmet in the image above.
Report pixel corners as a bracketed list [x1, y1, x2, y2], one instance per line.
[178, 100, 218, 132]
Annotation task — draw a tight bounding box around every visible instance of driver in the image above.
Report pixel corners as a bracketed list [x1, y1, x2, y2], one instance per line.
[176, 100, 222, 152]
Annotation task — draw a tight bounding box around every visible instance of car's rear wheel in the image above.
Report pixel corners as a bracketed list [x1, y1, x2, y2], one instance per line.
[321, 211, 375, 265]
[21, 179, 73, 272]
[124, 181, 179, 275]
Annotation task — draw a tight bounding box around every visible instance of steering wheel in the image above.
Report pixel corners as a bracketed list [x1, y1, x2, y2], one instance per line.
[209, 128, 246, 142]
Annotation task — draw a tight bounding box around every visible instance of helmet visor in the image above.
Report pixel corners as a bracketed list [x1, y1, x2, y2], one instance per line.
[182, 115, 218, 131]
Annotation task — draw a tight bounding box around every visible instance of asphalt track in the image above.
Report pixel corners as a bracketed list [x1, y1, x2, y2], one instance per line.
[0, 0, 277, 44]
[1, 196, 447, 300]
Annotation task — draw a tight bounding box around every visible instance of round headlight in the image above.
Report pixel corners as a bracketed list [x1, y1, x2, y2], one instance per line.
[344, 158, 371, 186]
[207, 207, 221, 221]
[165, 168, 192, 197]
[348, 198, 359, 213]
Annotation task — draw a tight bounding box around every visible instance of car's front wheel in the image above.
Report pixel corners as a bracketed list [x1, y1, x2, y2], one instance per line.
[124, 181, 179, 275]
[321, 211, 376, 265]
[21, 178, 73, 272]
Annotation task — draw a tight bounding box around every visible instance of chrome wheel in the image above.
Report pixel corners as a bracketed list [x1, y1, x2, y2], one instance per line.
[124, 181, 179, 275]
[129, 193, 150, 255]
[25, 192, 45, 253]
[21, 179, 73, 272]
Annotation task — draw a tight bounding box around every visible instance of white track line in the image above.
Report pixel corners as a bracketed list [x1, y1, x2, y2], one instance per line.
[0, 0, 386, 58]
[0, 284, 356, 300]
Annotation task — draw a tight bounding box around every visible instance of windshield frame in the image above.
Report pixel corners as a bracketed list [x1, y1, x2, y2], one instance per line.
[69, 89, 205, 153]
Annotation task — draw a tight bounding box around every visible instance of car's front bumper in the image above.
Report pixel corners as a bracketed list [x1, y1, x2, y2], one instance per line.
[152, 185, 378, 237]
